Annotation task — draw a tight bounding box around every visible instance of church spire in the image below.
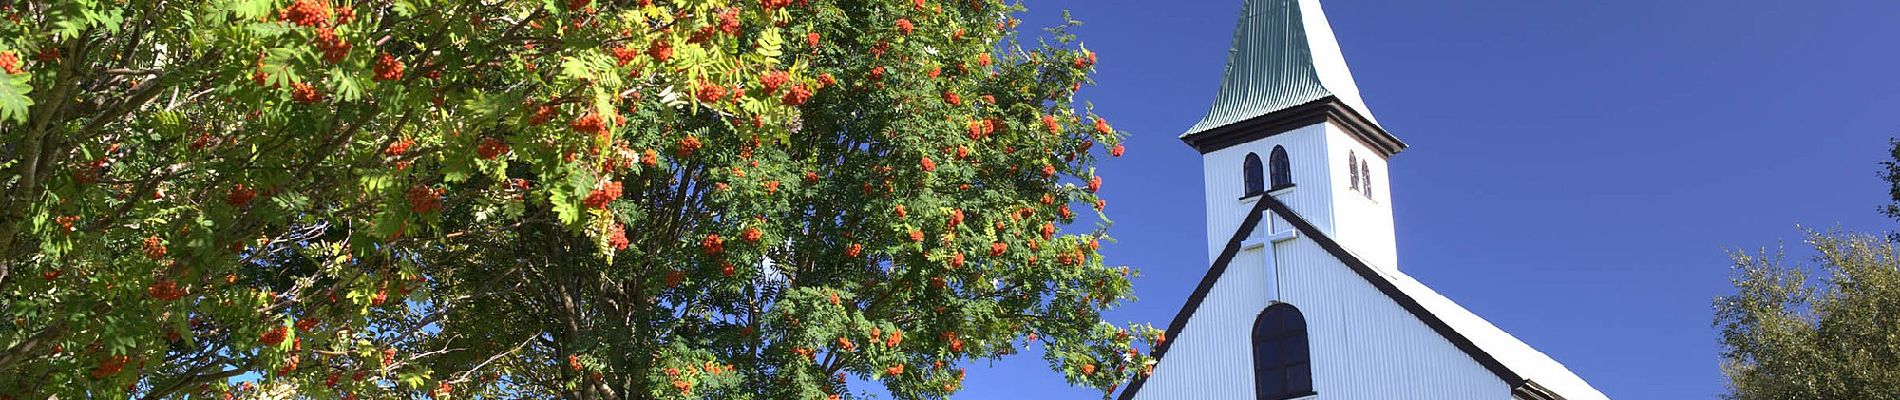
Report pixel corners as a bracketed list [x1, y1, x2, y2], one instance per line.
[1182, 0, 1385, 139]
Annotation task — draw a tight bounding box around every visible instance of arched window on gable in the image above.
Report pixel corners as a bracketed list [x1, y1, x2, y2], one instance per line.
[1243, 153, 1266, 195]
[1361, 161, 1373, 199]
[1348, 152, 1359, 191]
[1253, 303, 1314, 400]
[1268, 146, 1292, 190]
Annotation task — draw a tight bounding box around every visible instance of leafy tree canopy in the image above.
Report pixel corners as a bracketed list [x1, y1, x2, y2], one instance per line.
[1716, 231, 1900, 400]
[0, 0, 1157, 398]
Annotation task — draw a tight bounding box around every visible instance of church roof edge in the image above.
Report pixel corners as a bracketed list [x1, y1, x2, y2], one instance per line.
[1115, 195, 1609, 400]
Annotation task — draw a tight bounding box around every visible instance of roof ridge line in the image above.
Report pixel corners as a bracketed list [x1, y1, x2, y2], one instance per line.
[1115, 196, 1544, 400]
[1113, 196, 1276, 400]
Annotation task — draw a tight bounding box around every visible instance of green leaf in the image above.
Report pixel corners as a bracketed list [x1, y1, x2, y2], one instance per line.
[560, 56, 594, 81]
[271, 191, 310, 210]
[390, 0, 419, 16]
[330, 69, 364, 102]
[755, 27, 785, 60]
[360, 172, 391, 193]
[443, 155, 472, 183]
[398, 370, 429, 389]
[461, 91, 523, 122]
[549, 185, 579, 226]
[245, 21, 291, 38]
[47, 3, 90, 37]
[0, 73, 34, 125]
[221, 0, 274, 20]
[88, 7, 127, 34]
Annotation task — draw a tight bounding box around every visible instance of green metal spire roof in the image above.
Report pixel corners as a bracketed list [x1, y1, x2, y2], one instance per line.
[1182, 0, 1384, 139]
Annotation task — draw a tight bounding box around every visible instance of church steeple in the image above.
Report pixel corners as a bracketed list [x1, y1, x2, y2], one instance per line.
[1123, 3, 1610, 399]
[1184, 0, 1404, 270]
[1181, 0, 1402, 156]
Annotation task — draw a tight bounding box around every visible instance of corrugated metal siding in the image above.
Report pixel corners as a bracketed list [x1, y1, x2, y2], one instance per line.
[1159, 123, 1507, 398]
[1131, 243, 1275, 400]
[1323, 123, 1400, 271]
[1200, 124, 1333, 263]
[1137, 203, 1508, 400]
[1277, 236, 1512, 399]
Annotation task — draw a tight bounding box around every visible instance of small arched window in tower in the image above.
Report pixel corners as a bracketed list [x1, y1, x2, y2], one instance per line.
[1361, 161, 1373, 199]
[1268, 146, 1292, 190]
[1348, 152, 1360, 191]
[1253, 303, 1314, 399]
[1243, 153, 1266, 196]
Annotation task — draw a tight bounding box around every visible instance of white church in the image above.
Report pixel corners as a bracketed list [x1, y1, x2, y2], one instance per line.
[1116, 0, 1609, 399]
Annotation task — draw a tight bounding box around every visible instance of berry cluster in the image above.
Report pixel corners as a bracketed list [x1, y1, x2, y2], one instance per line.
[677, 136, 703, 158]
[373, 53, 404, 81]
[384, 137, 414, 157]
[783, 84, 813, 106]
[53, 215, 78, 235]
[476, 137, 510, 160]
[290, 82, 323, 104]
[608, 223, 630, 251]
[717, 8, 742, 36]
[259, 325, 288, 347]
[759, 70, 790, 93]
[584, 181, 621, 210]
[89, 355, 129, 379]
[279, 0, 331, 28]
[696, 82, 728, 103]
[570, 113, 607, 138]
[701, 234, 724, 255]
[0, 51, 21, 74]
[279, 0, 355, 63]
[313, 27, 351, 63]
[406, 185, 443, 214]
[1074, 49, 1099, 69]
[147, 279, 185, 302]
[526, 102, 556, 125]
[647, 39, 674, 63]
[610, 45, 639, 66]
[227, 184, 257, 207]
[896, 18, 915, 35]
[142, 235, 167, 260]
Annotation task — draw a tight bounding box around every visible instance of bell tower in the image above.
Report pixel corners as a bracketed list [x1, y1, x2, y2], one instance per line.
[1123, 2, 1611, 399]
[1183, 0, 1405, 271]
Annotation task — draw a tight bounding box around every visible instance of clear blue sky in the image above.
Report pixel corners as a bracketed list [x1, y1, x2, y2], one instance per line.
[955, 1, 1900, 399]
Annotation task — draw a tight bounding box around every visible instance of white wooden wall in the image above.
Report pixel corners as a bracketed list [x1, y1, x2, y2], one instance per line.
[1196, 122, 1398, 271]
[1275, 237, 1510, 399]
[1139, 120, 1506, 399]
[1198, 124, 1336, 263]
[1133, 207, 1510, 400]
[1321, 123, 1399, 271]
[1130, 239, 1277, 399]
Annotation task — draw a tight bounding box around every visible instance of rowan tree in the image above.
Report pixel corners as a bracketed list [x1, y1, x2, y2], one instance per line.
[0, 0, 1157, 399]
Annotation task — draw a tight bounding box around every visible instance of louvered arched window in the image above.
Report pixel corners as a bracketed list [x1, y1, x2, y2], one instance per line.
[1253, 303, 1314, 400]
[1348, 152, 1359, 191]
[1268, 146, 1292, 190]
[1361, 161, 1373, 199]
[1243, 153, 1265, 195]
